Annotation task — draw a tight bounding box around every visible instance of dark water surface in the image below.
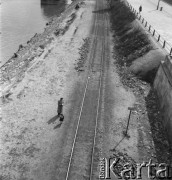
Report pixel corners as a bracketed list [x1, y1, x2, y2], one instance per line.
[0, 0, 67, 66]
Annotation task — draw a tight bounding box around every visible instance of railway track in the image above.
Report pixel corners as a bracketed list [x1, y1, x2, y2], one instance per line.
[64, 0, 109, 179]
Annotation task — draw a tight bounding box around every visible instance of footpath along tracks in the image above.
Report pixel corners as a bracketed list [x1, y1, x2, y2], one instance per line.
[65, 0, 110, 179]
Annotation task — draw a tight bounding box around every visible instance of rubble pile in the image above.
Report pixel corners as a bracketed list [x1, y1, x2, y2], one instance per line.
[75, 37, 90, 72]
[110, 150, 137, 179]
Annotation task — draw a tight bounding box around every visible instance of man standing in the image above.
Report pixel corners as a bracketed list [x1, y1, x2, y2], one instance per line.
[57, 98, 64, 116]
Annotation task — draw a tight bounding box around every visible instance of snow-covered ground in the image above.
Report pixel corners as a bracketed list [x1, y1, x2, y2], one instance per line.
[67, 0, 72, 5]
[127, 0, 172, 48]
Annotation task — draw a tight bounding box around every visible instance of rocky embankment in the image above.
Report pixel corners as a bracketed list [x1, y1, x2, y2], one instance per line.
[0, 0, 82, 99]
[109, 0, 172, 175]
[0, 0, 94, 179]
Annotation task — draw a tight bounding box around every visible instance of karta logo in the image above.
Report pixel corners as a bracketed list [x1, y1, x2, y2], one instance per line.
[99, 157, 172, 179]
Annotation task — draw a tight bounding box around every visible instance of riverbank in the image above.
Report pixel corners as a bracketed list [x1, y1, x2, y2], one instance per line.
[0, 0, 69, 66]
[0, 0, 81, 97]
[0, 0, 95, 179]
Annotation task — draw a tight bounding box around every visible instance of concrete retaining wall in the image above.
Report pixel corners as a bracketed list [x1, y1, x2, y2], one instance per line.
[154, 56, 172, 145]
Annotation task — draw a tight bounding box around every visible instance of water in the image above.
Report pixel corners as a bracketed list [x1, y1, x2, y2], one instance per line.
[0, 0, 67, 66]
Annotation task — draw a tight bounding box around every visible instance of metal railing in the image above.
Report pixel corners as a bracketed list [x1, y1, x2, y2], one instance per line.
[126, 2, 172, 55]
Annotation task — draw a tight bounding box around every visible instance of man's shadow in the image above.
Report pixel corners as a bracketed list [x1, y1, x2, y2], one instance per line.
[47, 115, 63, 129]
[54, 122, 62, 129]
[47, 115, 59, 124]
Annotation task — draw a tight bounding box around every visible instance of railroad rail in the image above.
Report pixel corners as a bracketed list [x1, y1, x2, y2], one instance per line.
[64, 0, 109, 179]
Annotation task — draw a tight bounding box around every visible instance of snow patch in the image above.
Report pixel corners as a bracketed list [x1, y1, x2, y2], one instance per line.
[67, 0, 72, 5]
[127, 0, 172, 46]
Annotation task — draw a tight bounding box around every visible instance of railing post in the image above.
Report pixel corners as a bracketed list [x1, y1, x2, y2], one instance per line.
[145, 22, 147, 27]
[157, 35, 160, 42]
[149, 25, 151, 32]
[163, 41, 166, 48]
[142, 18, 144, 24]
[153, 30, 155, 36]
[170, 48, 172, 55]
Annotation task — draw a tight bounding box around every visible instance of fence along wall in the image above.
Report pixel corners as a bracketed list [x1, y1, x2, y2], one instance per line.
[154, 56, 172, 145]
[126, 1, 172, 144]
[127, 2, 172, 56]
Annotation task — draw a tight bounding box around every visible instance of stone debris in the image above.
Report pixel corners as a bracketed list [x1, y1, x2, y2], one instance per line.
[110, 150, 137, 179]
[113, 52, 172, 165]
[75, 37, 90, 72]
